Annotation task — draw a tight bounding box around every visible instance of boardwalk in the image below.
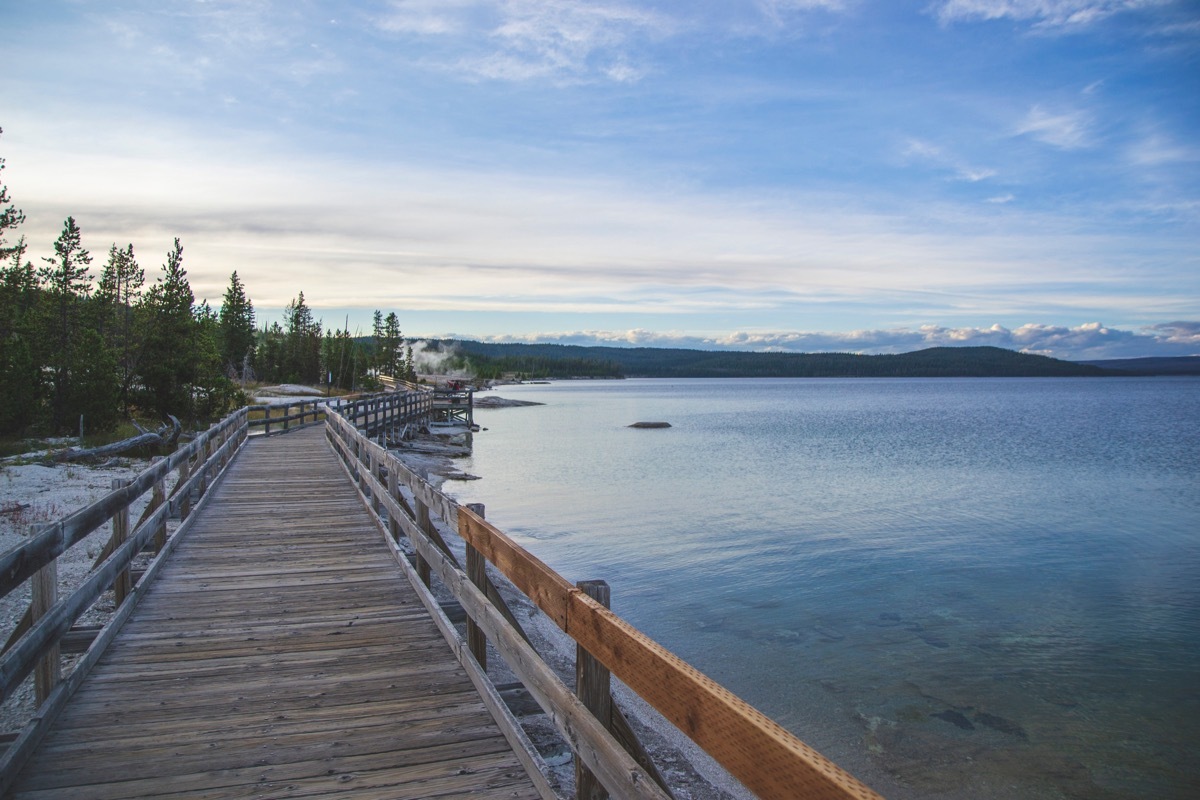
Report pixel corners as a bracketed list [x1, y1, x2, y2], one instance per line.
[8, 426, 541, 799]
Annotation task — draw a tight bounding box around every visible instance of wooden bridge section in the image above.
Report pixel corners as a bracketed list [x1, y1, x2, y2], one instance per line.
[5, 426, 542, 799]
[1, 393, 882, 800]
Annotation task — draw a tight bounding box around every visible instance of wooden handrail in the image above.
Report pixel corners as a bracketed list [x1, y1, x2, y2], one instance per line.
[0, 410, 246, 599]
[0, 408, 250, 794]
[322, 400, 882, 800]
[0, 409, 249, 705]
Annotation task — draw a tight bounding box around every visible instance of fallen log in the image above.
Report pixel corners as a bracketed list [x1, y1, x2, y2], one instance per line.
[49, 416, 181, 463]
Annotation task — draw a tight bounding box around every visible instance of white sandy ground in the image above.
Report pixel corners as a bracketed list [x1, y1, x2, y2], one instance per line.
[0, 454, 165, 732]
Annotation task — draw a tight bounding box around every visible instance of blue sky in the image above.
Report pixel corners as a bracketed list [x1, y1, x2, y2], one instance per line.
[4, 0, 1198, 359]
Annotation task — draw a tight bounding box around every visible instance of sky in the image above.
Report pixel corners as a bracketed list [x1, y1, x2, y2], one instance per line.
[3, 0, 1199, 360]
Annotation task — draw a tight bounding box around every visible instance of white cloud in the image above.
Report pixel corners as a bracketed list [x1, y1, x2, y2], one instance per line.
[1127, 133, 1200, 166]
[756, 0, 850, 25]
[987, 193, 1017, 203]
[1014, 105, 1092, 149]
[377, 0, 672, 84]
[473, 321, 1200, 359]
[903, 138, 997, 182]
[376, 0, 478, 35]
[932, 0, 1172, 29]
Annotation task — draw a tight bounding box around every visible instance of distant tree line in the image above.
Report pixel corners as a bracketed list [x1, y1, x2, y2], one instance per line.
[0, 129, 417, 438]
[452, 341, 1112, 379]
[414, 340, 622, 380]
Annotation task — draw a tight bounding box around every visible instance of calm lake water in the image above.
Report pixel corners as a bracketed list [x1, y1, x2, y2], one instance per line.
[447, 377, 1200, 799]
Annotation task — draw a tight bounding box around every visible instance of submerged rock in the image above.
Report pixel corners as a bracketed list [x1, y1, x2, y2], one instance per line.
[931, 709, 975, 730]
[973, 711, 1028, 739]
[474, 396, 545, 408]
[814, 625, 845, 641]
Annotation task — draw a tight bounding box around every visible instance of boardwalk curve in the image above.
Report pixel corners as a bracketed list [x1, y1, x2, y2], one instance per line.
[8, 426, 541, 799]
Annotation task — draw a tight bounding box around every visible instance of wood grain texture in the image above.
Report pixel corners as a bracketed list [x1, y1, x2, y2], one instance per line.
[6, 426, 541, 800]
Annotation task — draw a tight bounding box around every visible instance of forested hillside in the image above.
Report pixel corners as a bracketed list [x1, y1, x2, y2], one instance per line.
[451, 341, 1110, 378]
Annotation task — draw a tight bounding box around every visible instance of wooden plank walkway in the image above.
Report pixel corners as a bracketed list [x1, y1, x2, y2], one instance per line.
[7, 426, 542, 799]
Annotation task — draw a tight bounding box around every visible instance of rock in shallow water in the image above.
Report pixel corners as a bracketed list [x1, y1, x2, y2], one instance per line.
[628, 421, 672, 428]
[931, 709, 975, 730]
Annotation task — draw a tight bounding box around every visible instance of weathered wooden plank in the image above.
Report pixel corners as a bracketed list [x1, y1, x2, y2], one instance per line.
[566, 590, 882, 800]
[458, 507, 574, 630]
[407, 515, 670, 800]
[10, 739, 520, 800]
[0, 410, 246, 599]
[5, 423, 542, 800]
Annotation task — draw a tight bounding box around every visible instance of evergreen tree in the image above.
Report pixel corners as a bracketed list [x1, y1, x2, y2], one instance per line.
[138, 238, 196, 420]
[383, 312, 402, 377]
[0, 238, 42, 435]
[404, 343, 416, 382]
[192, 299, 243, 418]
[256, 321, 285, 384]
[282, 292, 321, 383]
[39, 216, 93, 432]
[218, 270, 255, 381]
[371, 309, 385, 376]
[66, 328, 119, 434]
[0, 127, 25, 261]
[94, 243, 143, 413]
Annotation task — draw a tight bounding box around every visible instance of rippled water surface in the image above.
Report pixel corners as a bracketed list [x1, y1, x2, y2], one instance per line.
[448, 378, 1200, 799]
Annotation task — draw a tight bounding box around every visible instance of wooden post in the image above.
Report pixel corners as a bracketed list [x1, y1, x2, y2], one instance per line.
[152, 457, 167, 552]
[368, 452, 380, 515]
[415, 499, 432, 587]
[465, 502, 488, 670]
[177, 455, 192, 521]
[576, 580, 613, 800]
[386, 466, 402, 542]
[196, 439, 210, 499]
[31, 537, 60, 705]
[264, 404, 271, 435]
[110, 479, 132, 605]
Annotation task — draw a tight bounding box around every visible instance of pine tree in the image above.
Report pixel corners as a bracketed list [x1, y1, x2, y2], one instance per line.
[283, 292, 321, 384]
[0, 238, 42, 435]
[383, 312, 402, 377]
[218, 271, 256, 381]
[138, 238, 196, 419]
[0, 127, 26, 261]
[371, 309, 385, 377]
[192, 299, 242, 418]
[39, 216, 93, 432]
[95, 243, 143, 413]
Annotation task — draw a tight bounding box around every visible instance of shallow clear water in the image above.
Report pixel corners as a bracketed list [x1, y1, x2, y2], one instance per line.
[448, 377, 1200, 799]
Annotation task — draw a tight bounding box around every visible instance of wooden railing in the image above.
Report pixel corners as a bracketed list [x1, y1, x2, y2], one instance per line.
[0, 408, 250, 791]
[324, 400, 882, 800]
[378, 374, 426, 393]
[246, 400, 328, 435]
[331, 390, 433, 442]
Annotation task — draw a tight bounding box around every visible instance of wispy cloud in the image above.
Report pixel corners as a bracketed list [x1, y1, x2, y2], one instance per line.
[755, 0, 851, 26]
[1014, 105, 1092, 149]
[1127, 133, 1200, 166]
[932, 0, 1173, 29]
[903, 138, 997, 182]
[475, 321, 1200, 359]
[376, 0, 672, 83]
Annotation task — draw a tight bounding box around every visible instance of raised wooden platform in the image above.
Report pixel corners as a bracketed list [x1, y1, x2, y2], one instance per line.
[7, 426, 541, 799]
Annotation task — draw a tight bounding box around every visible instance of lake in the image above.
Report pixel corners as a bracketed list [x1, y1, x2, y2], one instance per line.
[447, 377, 1200, 799]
